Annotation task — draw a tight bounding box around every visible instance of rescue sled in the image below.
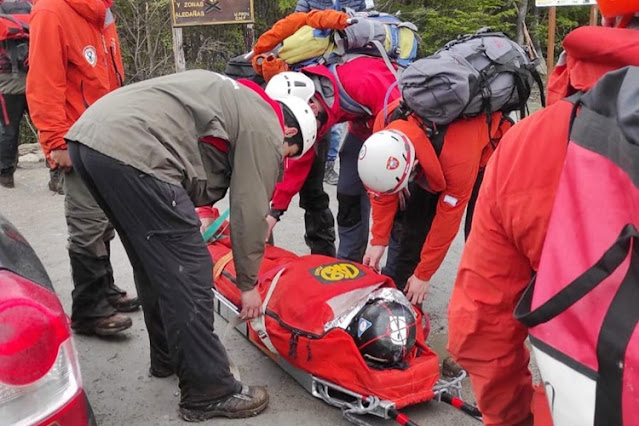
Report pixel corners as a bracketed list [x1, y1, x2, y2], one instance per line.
[201, 209, 476, 425]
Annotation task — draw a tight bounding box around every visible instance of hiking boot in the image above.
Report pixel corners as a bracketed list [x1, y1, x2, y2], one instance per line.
[179, 386, 269, 421]
[71, 313, 132, 336]
[442, 356, 464, 378]
[48, 177, 64, 194]
[0, 174, 14, 188]
[108, 294, 141, 313]
[323, 160, 339, 185]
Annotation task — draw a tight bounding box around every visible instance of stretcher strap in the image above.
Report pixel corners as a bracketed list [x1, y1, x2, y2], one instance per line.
[202, 208, 230, 243]
[213, 251, 234, 281]
[250, 268, 286, 355]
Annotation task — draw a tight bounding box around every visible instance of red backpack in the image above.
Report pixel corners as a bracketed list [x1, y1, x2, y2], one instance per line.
[0, 0, 31, 74]
[515, 66, 639, 425]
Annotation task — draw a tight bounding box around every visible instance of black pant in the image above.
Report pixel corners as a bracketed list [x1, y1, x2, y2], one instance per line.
[383, 169, 486, 289]
[0, 93, 27, 176]
[298, 133, 336, 256]
[383, 183, 440, 290]
[68, 142, 241, 406]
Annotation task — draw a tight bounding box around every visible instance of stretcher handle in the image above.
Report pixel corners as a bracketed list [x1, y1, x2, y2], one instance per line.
[440, 392, 482, 420]
[387, 407, 420, 426]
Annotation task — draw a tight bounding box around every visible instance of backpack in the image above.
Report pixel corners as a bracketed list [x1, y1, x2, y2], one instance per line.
[397, 28, 544, 128]
[275, 10, 419, 71]
[224, 53, 265, 87]
[0, 0, 31, 75]
[514, 67, 639, 425]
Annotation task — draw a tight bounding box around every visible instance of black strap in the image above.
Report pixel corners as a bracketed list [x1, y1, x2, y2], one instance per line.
[515, 224, 638, 327]
[429, 126, 447, 157]
[532, 69, 546, 107]
[594, 242, 639, 425]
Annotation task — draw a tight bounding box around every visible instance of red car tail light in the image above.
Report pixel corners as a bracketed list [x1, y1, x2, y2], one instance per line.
[0, 270, 84, 425]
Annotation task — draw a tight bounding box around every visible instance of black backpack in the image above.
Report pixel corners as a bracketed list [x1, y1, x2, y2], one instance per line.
[224, 53, 265, 87]
[0, 0, 31, 75]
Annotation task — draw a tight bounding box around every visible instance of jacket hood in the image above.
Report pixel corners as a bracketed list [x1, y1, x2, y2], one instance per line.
[62, 0, 106, 27]
[548, 26, 639, 104]
[581, 66, 639, 146]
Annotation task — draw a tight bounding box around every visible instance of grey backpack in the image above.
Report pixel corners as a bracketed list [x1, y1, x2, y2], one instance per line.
[395, 28, 544, 128]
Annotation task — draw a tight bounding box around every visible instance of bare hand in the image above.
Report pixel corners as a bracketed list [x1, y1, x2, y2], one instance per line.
[405, 274, 430, 305]
[398, 186, 411, 211]
[265, 215, 278, 243]
[362, 245, 386, 272]
[240, 287, 263, 320]
[50, 149, 72, 172]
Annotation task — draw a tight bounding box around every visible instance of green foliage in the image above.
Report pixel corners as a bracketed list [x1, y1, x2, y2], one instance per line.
[377, 0, 517, 55]
[535, 6, 591, 59]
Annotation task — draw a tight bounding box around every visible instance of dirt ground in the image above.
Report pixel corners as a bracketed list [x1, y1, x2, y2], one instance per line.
[3, 164, 485, 426]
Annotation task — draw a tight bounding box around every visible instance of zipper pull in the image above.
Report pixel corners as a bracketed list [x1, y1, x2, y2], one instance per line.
[288, 332, 300, 359]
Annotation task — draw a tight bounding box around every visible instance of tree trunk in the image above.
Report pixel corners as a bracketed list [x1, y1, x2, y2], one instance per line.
[529, 1, 547, 75]
[516, 0, 529, 45]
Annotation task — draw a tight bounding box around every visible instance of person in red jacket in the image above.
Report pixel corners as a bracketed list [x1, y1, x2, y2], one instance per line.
[26, 0, 138, 337]
[360, 99, 511, 300]
[447, 2, 639, 424]
[265, 56, 400, 262]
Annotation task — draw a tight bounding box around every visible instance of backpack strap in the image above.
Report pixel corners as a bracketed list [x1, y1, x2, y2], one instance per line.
[327, 62, 372, 116]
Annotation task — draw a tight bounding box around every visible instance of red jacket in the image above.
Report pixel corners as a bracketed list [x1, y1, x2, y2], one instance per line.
[369, 100, 510, 281]
[26, 0, 124, 165]
[447, 26, 639, 426]
[270, 57, 400, 211]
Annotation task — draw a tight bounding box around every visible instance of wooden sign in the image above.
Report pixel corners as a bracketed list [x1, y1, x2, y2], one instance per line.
[171, 0, 254, 27]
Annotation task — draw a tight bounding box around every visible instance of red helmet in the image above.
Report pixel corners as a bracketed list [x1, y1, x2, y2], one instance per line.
[597, 0, 639, 18]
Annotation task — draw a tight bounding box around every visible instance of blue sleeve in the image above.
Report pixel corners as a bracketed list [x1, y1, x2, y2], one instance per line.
[295, 0, 311, 12]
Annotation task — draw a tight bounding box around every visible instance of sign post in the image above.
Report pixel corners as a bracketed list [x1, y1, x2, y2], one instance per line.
[536, 0, 597, 75]
[170, 0, 255, 71]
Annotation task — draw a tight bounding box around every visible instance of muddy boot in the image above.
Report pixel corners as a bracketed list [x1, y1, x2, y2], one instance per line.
[179, 386, 269, 421]
[442, 356, 464, 378]
[323, 160, 339, 185]
[71, 313, 132, 336]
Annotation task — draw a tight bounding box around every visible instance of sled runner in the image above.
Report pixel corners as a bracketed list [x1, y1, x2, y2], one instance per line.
[199, 208, 480, 425]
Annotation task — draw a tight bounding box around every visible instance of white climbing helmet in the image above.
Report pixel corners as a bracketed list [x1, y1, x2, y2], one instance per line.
[277, 95, 318, 159]
[358, 129, 416, 194]
[266, 72, 315, 102]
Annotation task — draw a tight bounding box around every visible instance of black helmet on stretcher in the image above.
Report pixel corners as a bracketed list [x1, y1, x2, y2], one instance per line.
[347, 299, 417, 366]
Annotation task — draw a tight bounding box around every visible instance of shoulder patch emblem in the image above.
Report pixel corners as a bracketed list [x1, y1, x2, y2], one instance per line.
[83, 46, 97, 67]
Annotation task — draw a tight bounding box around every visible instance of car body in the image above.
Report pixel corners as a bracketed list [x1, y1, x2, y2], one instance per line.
[0, 213, 95, 425]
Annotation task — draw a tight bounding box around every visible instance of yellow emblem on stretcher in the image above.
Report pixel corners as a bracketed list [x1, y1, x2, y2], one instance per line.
[311, 262, 364, 284]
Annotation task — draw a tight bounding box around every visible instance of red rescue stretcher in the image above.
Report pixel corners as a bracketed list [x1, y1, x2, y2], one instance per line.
[201, 208, 479, 425]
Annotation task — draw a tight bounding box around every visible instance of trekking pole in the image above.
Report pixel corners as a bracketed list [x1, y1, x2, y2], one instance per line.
[440, 392, 482, 421]
[24, 114, 39, 141]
